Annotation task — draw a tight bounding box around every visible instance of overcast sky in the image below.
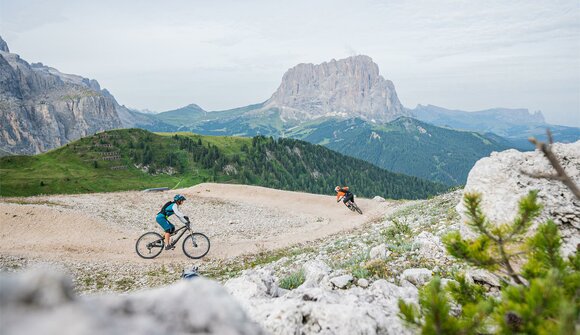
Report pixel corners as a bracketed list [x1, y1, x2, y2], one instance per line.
[1, 0, 579, 126]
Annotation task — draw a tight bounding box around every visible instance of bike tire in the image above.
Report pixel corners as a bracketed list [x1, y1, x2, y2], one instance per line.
[135, 232, 164, 259]
[182, 232, 211, 259]
[353, 203, 363, 215]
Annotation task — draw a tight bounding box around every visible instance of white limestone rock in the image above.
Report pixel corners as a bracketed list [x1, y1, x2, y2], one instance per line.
[0, 267, 266, 335]
[357, 278, 369, 288]
[301, 259, 332, 288]
[225, 267, 280, 300]
[369, 244, 391, 260]
[373, 196, 386, 202]
[329, 274, 353, 289]
[264, 55, 409, 123]
[401, 268, 433, 287]
[466, 269, 501, 287]
[458, 141, 580, 256]
[412, 231, 445, 259]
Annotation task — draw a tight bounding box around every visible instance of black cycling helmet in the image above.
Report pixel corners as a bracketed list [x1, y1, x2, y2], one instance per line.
[174, 194, 186, 202]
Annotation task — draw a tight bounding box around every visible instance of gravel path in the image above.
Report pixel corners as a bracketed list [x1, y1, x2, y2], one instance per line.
[0, 183, 392, 264]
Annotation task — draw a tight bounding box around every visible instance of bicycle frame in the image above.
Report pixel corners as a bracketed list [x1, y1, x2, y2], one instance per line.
[167, 224, 192, 246]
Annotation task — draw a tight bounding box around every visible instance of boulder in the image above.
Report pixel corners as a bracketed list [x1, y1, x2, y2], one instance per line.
[225, 268, 279, 300]
[357, 278, 369, 288]
[301, 259, 332, 287]
[242, 281, 414, 335]
[466, 269, 501, 287]
[401, 268, 433, 287]
[0, 267, 266, 335]
[329, 275, 353, 289]
[458, 142, 580, 256]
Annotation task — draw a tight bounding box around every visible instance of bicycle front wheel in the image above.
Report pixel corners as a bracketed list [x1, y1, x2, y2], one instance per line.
[182, 233, 210, 259]
[135, 232, 164, 259]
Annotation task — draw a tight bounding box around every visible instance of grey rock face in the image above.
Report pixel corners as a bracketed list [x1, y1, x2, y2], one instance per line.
[264, 55, 408, 122]
[458, 141, 580, 256]
[0, 41, 123, 155]
[0, 267, 266, 335]
[0, 36, 8, 52]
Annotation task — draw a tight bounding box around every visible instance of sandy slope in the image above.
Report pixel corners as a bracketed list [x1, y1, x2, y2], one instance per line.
[0, 183, 397, 265]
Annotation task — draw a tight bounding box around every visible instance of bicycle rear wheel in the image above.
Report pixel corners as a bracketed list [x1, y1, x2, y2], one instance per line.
[135, 232, 164, 259]
[182, 233, 210, 259]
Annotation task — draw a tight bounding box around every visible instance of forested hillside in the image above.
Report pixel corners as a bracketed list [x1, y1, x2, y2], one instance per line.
[293, 117, 510, 185]
[0, 129, 447, 198]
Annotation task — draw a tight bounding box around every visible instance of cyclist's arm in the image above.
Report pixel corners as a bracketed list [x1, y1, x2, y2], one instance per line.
[173, 205, 188, 224]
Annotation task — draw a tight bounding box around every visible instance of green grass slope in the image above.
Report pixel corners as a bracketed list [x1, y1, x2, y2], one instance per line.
[0, 128, 448, 199]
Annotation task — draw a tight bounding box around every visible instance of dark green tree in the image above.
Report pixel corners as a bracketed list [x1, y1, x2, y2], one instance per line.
[399, 192, 579, 334]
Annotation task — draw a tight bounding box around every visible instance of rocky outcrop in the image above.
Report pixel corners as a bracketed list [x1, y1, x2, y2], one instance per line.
[0, 38, 123, 155]
[264, 55, 408, 122]
[0, 36, 8, 52]
[0, 266, 266, 335]
[225, 262, 417, 335]
[457, 141, 580, 255]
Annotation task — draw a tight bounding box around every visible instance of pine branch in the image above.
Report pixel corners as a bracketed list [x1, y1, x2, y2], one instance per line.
[524, 130, 580, 200]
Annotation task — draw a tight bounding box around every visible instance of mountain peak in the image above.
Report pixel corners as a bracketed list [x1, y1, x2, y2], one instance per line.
[0, 36, 9, 52]
[265, 55, 408, 122]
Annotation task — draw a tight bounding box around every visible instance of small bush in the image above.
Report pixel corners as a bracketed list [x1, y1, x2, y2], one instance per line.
[363, 259, 391, 279]
[279, 269, 306, 290]
[381, 218, 412, 241]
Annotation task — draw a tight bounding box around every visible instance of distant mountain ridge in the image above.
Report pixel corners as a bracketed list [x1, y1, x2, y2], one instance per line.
[0, 37, 123, 155]
[411, 104, 579, 149]
[0, 36, 175, 155]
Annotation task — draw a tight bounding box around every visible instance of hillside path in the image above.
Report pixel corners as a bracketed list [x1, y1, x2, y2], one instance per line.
[0, 183, 407, 265]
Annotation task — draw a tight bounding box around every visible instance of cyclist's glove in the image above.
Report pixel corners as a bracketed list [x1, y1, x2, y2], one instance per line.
[184, 216, 190, 223]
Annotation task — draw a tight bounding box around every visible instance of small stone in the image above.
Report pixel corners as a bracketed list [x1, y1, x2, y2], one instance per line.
[330, 274, 353, 289]
[357, 278, 369, 288]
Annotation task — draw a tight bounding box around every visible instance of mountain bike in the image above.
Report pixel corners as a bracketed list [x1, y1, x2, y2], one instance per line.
[346, 200, 363, 214]
[135, 222, 210, 259]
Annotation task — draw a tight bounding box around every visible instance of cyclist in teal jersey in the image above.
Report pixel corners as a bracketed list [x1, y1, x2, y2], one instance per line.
[156, 194, 190, 250]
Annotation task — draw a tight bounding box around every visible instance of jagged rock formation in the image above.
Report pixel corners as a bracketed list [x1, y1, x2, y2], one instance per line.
[264, 55, 408, 122]
[457, 141, 580, 256]
[0, 266, 266, 335]
[0, 37, 124, 155]
[0, 36, 9, 52]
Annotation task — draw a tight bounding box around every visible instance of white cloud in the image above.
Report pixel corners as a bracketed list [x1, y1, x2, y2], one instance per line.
[1, 0, 578, 126]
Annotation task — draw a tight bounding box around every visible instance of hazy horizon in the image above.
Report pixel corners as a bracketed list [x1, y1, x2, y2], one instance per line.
[1, 0, 579, 126]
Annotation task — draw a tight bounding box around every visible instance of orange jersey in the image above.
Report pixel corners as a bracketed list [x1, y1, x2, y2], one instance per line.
[336, 186, 350, 201]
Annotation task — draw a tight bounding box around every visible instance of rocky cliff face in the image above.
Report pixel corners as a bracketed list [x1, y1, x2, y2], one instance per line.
[0, 38, 123, 155]
[0, 36, 9, 52]
[458, 141, 580, 256]
[264, 55, 408, 122]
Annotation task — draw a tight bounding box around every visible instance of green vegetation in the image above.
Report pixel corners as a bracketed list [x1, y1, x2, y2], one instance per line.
[0, 128, 448, 198]
[293, 117, 510, 186]
[279, 269, 306, 290]
[399, 192, 579, 334]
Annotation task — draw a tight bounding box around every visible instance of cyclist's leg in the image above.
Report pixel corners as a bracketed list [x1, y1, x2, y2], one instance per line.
[156, 214, 174, 246]
[343, 193, 354, 206]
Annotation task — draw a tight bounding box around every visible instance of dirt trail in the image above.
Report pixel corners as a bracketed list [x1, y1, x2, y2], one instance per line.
[0, 183, 399, 265]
